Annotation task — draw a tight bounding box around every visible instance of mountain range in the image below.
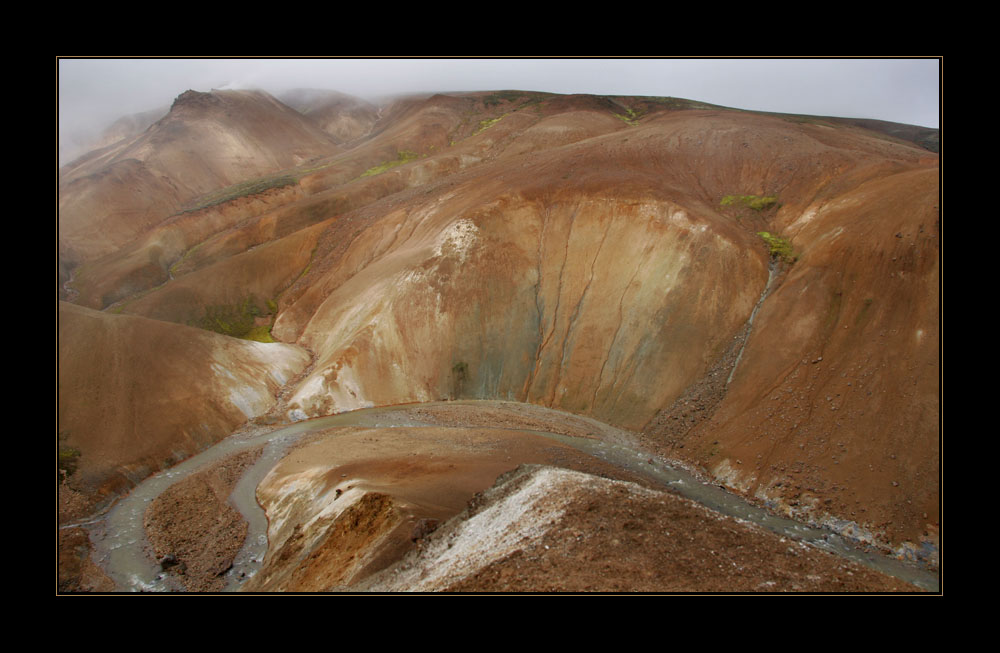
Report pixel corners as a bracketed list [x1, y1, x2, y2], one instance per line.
[57, 87, 940, 593]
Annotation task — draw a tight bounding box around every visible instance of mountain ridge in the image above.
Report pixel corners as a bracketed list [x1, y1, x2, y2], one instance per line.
[58, 86, 940, 592]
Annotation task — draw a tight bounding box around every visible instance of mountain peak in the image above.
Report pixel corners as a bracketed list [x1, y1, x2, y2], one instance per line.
[170, 89, 223, 112]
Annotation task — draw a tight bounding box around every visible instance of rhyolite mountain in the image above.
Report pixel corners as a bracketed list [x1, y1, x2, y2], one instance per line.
[58, 89, 342, 269]
[58, 88, 940, 581]
[277, 88, 381, 145]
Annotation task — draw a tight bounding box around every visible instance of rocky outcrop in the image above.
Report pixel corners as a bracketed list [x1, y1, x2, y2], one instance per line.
[355, 464, 920, 592]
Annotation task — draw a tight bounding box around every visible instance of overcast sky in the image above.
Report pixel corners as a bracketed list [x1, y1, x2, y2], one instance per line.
[58, 57, 941, 143]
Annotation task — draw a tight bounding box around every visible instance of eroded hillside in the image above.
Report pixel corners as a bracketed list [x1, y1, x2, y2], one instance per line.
[58, 88, 940, 592]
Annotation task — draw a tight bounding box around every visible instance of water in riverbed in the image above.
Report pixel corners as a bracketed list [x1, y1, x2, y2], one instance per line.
[85, 402, 939, 592]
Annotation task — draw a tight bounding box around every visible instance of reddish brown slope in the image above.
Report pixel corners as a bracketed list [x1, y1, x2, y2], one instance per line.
[63, 92, 489, 310]
[279, 89, 380, 144]
[664, 166, 940, 555]
[58, 89, 342, 266]
[58, 302, 310, 502]
[273, 110, 934, 425]
[111, 220, 327, 328]
[58, 91, 939, 562]
[270, 106, 938, 555]
[359, 465, 921, 593]
[65, 181, 310, 309]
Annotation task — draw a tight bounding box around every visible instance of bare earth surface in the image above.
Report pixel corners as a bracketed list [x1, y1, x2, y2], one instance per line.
[142, 446, 264, 592]
[119, 401, 926, 593]
[57, 90, 939, 594]
[241, 425, 658, 592]
[58, 482, 115, 593]
[413, 467, 919, 593]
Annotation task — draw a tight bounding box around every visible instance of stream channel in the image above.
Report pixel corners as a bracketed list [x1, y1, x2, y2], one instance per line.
[86, 400, 939, 593]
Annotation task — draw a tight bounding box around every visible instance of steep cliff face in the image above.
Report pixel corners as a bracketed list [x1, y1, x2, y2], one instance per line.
[276, 186, 766, 430]
[58, 88, 939, 557]
[268, 109, 936, 444]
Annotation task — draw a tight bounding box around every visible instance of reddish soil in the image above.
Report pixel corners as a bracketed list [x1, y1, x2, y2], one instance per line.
[143, 446, 264, 592]
[58, 89, 939, 594]
[241, 422, 657, 592]
[57, 527, 115, 593]
[57, 301, 309, 501]
[227, 403, 925, 593]
[443, 468, 920, 593]
[58, 483, 113, 592]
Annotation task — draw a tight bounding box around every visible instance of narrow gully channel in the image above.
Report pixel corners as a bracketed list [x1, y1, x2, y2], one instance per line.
[728, 259, 777, 386]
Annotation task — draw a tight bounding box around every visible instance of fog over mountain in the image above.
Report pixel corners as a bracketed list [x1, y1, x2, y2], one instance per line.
[58, 69, 940, 593]
[58, 58, 941, 153]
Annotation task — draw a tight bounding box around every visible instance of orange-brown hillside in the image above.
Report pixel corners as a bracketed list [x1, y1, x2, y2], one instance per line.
[58, 89, 342, 269]
[58, 301, 310, 502]
[58, 88, 940, 589]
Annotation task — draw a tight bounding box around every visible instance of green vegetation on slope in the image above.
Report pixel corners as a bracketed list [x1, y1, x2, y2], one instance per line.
[190, 295, 277, 342]
[482, 91, 551, 109]
[360, 150, 420, 177]
[186, 174, 299, 212]
[757, 231, 797, 263]
[482, 91, 527, 107]
[613, 107, 641, 126]
[646, 96, 720, 111]
[169, 241, 205, 276]
[721, 194, 779, 211]
[475, 114, 507, 134]
[242, 324, 276, 343]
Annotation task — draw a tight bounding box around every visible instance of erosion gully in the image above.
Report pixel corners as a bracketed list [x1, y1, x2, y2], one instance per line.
[83, 400, 939, 593]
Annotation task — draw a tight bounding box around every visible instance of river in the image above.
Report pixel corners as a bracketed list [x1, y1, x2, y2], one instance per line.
[84, 401, 939, 593]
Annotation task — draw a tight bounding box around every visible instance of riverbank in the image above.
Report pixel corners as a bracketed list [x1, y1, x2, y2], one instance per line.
[63, 401, 938, 593]
[143, 446, 265, 591]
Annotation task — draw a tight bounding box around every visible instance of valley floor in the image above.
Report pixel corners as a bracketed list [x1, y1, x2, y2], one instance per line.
[61, 401, 934, 594]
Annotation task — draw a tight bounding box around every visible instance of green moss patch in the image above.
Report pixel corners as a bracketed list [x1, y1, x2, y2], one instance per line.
[757, 231, 797, 263]
[483, 91, 525, 107]
[186, 174, 298, 212]
[613, 107, 642, 126]
[721, 195, 779, 211]
[169, 241, 205, 276]
[475, 114, 507, 135]
[360, 150, 420, 177]
[482, 91, 550, 109]
[190, 295, 278, 341]
[243, 324, 276, 343]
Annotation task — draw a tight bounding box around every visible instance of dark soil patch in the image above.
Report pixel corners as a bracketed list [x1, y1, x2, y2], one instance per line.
[143, 446, 264, 592]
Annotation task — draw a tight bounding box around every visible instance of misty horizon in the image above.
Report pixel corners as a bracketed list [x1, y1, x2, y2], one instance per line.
[59, 58, 941, 154]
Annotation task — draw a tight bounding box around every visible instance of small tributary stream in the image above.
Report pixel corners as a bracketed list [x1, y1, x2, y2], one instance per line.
[728, 259, 777, 386]
[85, 401, 939, 593]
